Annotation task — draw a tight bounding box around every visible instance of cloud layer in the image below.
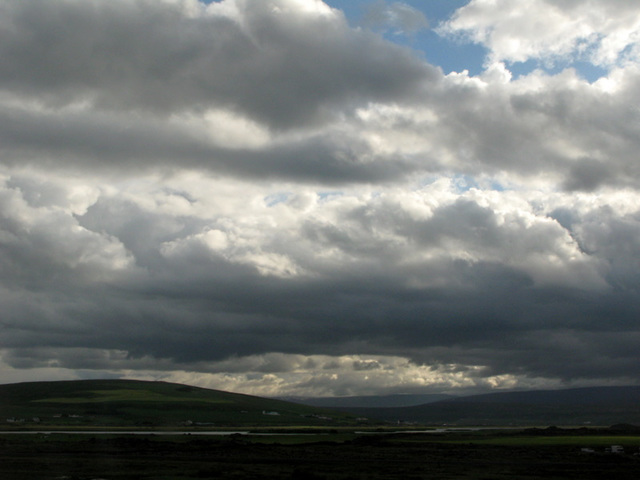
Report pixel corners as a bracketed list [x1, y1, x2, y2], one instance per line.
[0, 0, 639, 396]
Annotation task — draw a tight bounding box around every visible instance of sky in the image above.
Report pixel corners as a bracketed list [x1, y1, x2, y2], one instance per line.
[0, 0, 639, 398]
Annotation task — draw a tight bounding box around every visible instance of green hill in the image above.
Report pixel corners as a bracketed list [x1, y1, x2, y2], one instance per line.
[0, 379, 361, 428]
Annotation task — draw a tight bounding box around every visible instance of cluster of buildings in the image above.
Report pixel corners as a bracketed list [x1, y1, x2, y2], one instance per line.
[581, 445, 633, 454]
[5, 417, 40, 423]
[5, 414, 82, 424]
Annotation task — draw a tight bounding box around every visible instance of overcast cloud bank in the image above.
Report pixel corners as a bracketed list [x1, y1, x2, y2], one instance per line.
[0, 0, 639, 396]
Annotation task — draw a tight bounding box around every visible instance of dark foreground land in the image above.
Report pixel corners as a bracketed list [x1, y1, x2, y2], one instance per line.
[1, 428, 640, 480]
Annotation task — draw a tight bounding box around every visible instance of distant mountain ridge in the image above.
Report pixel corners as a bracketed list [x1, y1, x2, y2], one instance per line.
[445, 386, 640, 405]
[333, 386, 640, 426]
[278, 393, 455, 409]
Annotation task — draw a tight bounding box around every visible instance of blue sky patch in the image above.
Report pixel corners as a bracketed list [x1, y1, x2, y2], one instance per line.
[323, 0, 610, 81]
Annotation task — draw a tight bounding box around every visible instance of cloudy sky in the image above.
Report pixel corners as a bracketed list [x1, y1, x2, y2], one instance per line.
[1, 0, 639, 398]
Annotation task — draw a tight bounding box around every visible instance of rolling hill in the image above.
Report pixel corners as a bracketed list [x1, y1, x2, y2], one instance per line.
[0, 379, 363, 428]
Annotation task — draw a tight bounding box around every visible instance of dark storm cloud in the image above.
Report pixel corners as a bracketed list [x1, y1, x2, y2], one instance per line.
[0, 0, 432, 130]
[2, 253, 637, 383]
[0, 105, 414, 182]
[563, 158, 612, 192]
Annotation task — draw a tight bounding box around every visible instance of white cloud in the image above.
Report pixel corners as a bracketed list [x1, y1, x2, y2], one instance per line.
[440, 0, 640, 68]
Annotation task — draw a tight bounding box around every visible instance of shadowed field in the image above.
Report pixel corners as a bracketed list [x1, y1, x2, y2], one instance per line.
[1, 429, 639, 480]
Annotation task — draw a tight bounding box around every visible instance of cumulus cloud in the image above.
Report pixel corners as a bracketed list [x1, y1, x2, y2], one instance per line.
[440, 0, 640, 67]
[0, 0, 639, 396]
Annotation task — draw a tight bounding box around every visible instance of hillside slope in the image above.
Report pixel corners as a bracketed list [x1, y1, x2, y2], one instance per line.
[0, 379, 360, 428]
